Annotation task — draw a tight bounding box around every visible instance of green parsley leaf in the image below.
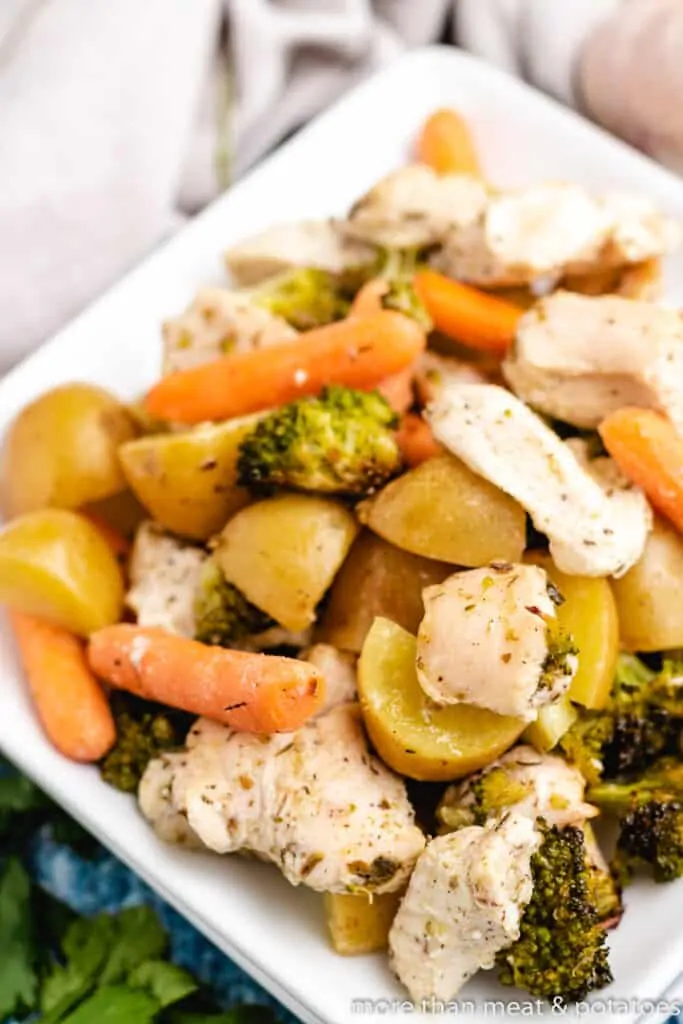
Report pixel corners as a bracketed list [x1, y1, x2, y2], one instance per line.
[0, 857, 39, 1019]
[128, 959, 197, 1009]
[98, 906, 167, 985]
[58, 984, 160, 1024]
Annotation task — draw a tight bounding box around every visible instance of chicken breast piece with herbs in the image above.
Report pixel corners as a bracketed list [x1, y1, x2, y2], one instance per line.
[344, 165, 489, 249]
[302, 643, 357, 713]
[416, 565, 577, 723]
[427, 383, 652, 577]
[225, 220, 377, 286]
[126, 522, 206, 638]
[437, 745, 598, 833]
[140, 704, 424, 893]
[504, 290, 683, 432]
[389, 814, 540, 1003]
[431, 184, 678, 288]
[162, 287, 298, 374]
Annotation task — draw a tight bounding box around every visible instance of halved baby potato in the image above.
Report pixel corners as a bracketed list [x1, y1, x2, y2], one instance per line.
[324, 891, 403, 956]
[612, 516, 683, 652]
[319, 530, 452, 653]
[358, 617, 524, 782]
[119, 416, 257, 540]
[0, 383, 138, 518]
[0, 509, 124, 636]
[357, 453, 525, 566]
[525, 551, 619, 711]
[215, 494, 359, 632]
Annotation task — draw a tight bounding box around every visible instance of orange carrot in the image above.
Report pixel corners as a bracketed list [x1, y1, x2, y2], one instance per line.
[145, 311, 426, 425]
[397, 413, 443, 468]
[84, 513, 131, 569]
[350, 277, 389, 316]
[10, 611, 116, 761]
[376, 367, 415, 415]
[88, 624, 325, 733]
[416, 108, 481, 176]
[414, 269, 521, 354]
[599, 408, 683, 533]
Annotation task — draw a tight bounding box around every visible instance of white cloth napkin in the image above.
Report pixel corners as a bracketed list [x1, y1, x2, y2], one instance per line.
[0, 0, 618, 372]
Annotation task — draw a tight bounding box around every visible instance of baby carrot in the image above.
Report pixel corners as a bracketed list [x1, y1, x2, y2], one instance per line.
[349, 277, 389, 316]
[416, 108, 481, 176]
[376, 367, 415, 415]
[599, 407, 683, 533]
[88, 624, 325, 733]
[9, 611, 116, 762]
[145, 311, 426, 425]
[397, 413, 443, 468]
[414, 269, 521, 354]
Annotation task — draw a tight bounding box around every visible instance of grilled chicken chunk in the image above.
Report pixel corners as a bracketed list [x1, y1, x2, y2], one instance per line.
[430, 184, 678, 287]
[416, 565, 576, 722]
[389, 814, 540, 1003]
[427, 383, 652, 577]
[437, 745, 598, 833]
[126, 522, 206, 638]
[345, 165, 488, 249]
[139, 704, 424, 894]
[504, 290, 683, 432]
[225, 220, 376, 286]
[162, 287, 298, 374]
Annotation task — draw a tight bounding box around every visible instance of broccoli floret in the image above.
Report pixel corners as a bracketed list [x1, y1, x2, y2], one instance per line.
[614, 800, 683, 884]
[193, 559, 273, 646]
[588, 758, 683, 884]
[496, 825, 612, 1003]
[380, 277, 432, 331]
[438, 765, 533, 832]
[100, 693, 191, 793]
[237, 385, 402, 497]
[559, 654, 677, 784]
[251, 268, 351, 330]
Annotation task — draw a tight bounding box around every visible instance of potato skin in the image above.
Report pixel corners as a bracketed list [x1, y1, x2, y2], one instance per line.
[0, 509, 124, 636]
[612, 516, 683, 652]
[215, 494, 359, 632]
[319, 530, 452, 653]
[525, 551, 618, 711]
[357, 453, 525, 566]
[358, 617, 524, 782]
[0, 384, 138, 518]
[324, 891, 402, 955]
[119, 417, 256, 540]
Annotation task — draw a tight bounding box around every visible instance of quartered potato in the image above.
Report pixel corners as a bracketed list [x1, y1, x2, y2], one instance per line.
[215, 494, 359, 632]
[324, 891, 403, 956]
[525, 551, 619, 710]
[0, 509, 124, 636]
[119, 417, 257, 540]
[523, 694, 578, 753]
[357, 453, 525, 566]
[612, 516, 683, 651]
[82, 489, 148, 540]
[0, 384, 138, 518]
[358, 617, 524, 782]
[319, 531, 452, 653]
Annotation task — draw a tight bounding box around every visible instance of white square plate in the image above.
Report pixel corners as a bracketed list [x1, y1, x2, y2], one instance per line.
[2, 45, 683, 1024]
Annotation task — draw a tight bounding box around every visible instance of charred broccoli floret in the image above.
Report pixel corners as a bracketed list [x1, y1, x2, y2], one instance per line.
[193, 559, 273, 646]
[237, 385, 402, 497]
[559, 654, 677, 784]
[250, 267, 351, 330]
[496, 825, 612, 1003]
[588, 758, 683, 883]
[582, 822, 623, 928]
[100, 694, 191, 793]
